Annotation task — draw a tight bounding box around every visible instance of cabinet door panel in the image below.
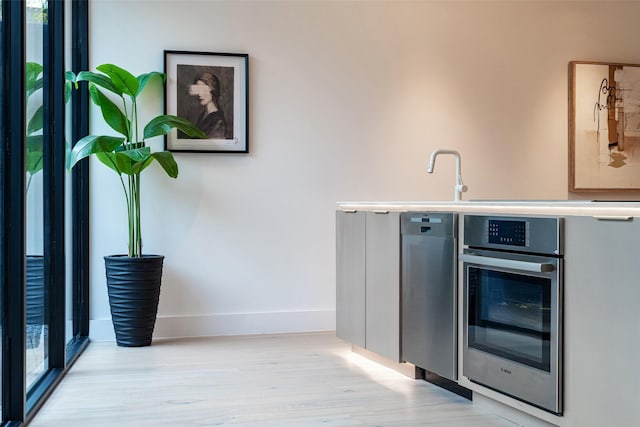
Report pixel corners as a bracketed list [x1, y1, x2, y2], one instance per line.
[336, 211, 366, 347]
[564, 216, 640, 427]
[365, 211, 400, 361]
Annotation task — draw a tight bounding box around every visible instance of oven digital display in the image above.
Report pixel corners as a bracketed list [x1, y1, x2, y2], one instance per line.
[488, 219, 527, 246]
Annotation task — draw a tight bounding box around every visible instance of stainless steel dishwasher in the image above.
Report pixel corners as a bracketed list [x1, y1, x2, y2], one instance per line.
[401, 212, 457, 381]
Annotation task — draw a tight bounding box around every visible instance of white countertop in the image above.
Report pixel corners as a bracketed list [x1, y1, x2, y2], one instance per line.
[336, 200, 640, 217]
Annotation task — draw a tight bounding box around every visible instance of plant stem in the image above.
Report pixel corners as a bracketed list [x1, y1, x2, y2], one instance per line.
[122, 95, 131, 142]
[128, 173, 134, 257]
[133, 100, 138, 144]
[135, 173, 142, 256]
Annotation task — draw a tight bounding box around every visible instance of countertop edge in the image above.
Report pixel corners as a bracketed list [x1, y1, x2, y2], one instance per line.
[336, 201, 640, 217]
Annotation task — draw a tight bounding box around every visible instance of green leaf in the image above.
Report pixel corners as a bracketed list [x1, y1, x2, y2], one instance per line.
[27, 105, 44, 135]
[26, 62, 43, 79]
[76, 70, 119, 94]
[68, 135, 125, 169]
[65, 138, 73, 170]
[26, 62, 43, 95]
[89, 85, 130, 138]
[110, 146, 152, 175]
[97, 64, 139, 98]
[26, 151, 44, 175]
[136, 72, 165, 96]
[96, 151, 133, 175]
[120, 146, 151, 162]
[27, 78, 43, 98]
[26, 134, 44, 153]
[150, 151, 179, 178]
[87, 83, 102, 106]
[96, 152, 121, 174]
[26, 135, 44, 174]
[65, 80, 73, 104]
[144, 115, 206, 139]
[132, 157, 155, 175]
[65, 71, 76, 103]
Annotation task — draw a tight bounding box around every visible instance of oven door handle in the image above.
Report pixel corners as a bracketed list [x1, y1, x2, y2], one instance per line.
[460, 254, 555, 273]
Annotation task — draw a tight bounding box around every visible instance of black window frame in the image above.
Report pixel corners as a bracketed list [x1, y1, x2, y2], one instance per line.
[1, 0, 90, 424]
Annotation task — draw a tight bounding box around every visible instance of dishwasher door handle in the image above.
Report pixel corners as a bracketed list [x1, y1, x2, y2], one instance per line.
[460, 254, 555, 273]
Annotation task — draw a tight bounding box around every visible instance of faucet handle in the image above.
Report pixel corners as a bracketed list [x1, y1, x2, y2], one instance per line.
[456, 184, 468, 193]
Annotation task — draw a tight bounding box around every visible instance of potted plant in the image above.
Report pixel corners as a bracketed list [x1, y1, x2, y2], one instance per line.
[68, 63, 204, 346]
[24, 63, 77, 349]
[25, 61, 46, 349]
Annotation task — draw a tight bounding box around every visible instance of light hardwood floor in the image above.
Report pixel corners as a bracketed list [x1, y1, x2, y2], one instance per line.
[29, 333, 515, 427]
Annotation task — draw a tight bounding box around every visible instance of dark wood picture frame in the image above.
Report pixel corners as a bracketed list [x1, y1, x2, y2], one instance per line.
[164, 50, 249, 153]
[569, 60, 640, 191]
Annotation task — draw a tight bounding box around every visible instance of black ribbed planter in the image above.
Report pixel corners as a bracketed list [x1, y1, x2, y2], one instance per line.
[26, 255, 45, 349]
[104, 255, 164, 347]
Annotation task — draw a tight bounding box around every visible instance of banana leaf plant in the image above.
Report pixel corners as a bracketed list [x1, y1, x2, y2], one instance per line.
[68, 64, 205, 257]
[26, 62, 44, 193]
[26, 62, 75, 193]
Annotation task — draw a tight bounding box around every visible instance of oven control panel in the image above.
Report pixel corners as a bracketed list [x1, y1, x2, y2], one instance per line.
[488, 219, 527, 246]
[464, 215, 562, 255]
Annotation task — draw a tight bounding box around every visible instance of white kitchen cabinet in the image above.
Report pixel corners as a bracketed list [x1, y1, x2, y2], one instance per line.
[564, 216, 640, 427]
[335, 210, 400, 361]
[335, 210, 366, 348]
[365, 211, 400, 361]
[335, 202, 640, 427]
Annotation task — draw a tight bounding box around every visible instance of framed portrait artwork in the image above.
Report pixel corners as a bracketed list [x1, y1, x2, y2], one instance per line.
[164, 50, 249, 153]
[569, 61, 640, 191]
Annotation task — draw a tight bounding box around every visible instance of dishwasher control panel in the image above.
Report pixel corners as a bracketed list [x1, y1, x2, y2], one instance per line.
[401, 213, 456, 237]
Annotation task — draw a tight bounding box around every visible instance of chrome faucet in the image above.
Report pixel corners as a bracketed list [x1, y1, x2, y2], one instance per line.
[427, 149, 468, 201]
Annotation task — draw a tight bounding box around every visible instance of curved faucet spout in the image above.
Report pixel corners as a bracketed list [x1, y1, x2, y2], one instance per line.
[427, 149, 468, 201]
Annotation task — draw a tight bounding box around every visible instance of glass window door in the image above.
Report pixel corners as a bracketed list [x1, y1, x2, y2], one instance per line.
[25, 0, 47, 389]
[2, 0, 89, 423]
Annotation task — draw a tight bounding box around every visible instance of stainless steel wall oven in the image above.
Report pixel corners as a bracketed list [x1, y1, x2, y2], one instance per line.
[461, 215, 563, 415]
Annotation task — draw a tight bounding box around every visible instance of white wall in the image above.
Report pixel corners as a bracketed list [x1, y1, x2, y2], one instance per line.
[88, 0, 640, 340]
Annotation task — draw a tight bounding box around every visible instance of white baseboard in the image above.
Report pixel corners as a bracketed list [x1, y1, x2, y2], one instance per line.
[89, 309, 336, 342]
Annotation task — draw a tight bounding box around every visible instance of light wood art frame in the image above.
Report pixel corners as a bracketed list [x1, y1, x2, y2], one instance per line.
[569, 61, 640, 191]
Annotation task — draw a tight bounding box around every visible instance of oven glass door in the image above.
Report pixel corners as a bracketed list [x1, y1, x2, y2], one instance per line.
[467, 264, 554, 372]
